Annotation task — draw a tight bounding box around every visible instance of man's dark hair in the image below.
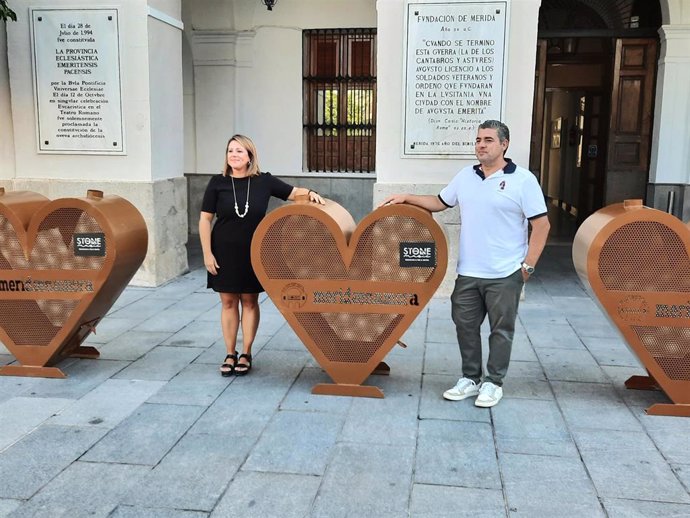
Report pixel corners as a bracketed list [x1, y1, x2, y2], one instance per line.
[479, 120, 510, 143]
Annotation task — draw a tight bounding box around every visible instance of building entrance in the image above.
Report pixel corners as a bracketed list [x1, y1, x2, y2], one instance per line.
[529, 0, 662, 231]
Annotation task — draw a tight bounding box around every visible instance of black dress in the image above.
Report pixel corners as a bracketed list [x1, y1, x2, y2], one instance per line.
[201, 172, 293, 293]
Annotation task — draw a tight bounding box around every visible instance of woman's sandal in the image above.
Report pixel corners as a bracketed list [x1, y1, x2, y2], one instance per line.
[220, 352, 238, 377]
[234, 353, 252, 376]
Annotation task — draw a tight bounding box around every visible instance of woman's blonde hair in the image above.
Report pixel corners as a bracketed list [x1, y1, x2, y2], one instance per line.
[223, 134, 260, 177]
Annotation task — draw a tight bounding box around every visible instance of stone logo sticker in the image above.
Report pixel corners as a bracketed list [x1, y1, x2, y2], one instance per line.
[74, 233, 106, 257]
[400, 242, 436, 267]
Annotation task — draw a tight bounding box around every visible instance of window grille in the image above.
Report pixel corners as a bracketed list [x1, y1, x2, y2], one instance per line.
[303, 28, 377, 173]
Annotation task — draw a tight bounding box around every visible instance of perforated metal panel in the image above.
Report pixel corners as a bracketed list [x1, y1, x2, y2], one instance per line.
[252, 200, 448, 397]
[34, 208, 106, 270]
[261, 215, 347, 280]
[599, 222, 690, 292]
[0, 190, 148, 378]
[0, 209, 104, 346]
[0, 300, 79, 346]
[574, 201, 690, 415]
[260, 214, 439, 282]
[351, 216, 436, 282]
[632, 326, 690, 381]
[295, 312, 403, 363]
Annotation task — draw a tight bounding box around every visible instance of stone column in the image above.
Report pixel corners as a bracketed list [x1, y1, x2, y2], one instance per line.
[647, 25, 690, 221]
[186, 29, 240, 227]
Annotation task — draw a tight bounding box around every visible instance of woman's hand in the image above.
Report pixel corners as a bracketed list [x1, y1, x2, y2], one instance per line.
[309, 190, 326, 205]
[204, 253, 220, 275]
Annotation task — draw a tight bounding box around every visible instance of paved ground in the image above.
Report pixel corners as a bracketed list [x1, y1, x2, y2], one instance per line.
[1, 244, 690, 517]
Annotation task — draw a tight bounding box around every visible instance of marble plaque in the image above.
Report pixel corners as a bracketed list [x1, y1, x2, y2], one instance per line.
[31, 8, 124, 154]
[403, 1, 507, 156]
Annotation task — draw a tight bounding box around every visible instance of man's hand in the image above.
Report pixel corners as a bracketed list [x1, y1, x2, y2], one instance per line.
[378, 194, 408, 208]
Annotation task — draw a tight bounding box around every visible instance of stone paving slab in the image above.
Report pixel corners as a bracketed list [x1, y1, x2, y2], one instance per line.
[580, 335, 641, 367]
[7, 461, 149, 518]
[571, 428, 690, 503]
[500, 452, 605, 518]
[49, 379, 166, 429]
[0, 499, 20, 518]
[415, 419, 501, 489]
[111, 507, 208, 518]
[243, 410, 344, 476]
[534, 347, 609, 383]
[0, 425, 107, 499]
[122, 433, 255, 511]
[550, 381, 643, 431]
[1, 244, 690, 516]
[310, 442, 414, 518]
[0, 377, 37, 405]
[524, 322, 586, 350]
[106, 295, 178, 324]
[22, 358, 128, 399]
[97, 331, 173, 361]
[212, 472, 320, 518]
[161, 319, 223, 348]
[601, 498, 690, 518]
[82, 402, 205, 465]
[83, 317, 142, 345]
[409, 484, 506, 518]
[0, 397, 72, 452]
[112, 345, 201, 381]
[146, 363, 232, 407]
[493, 398, 579, 457]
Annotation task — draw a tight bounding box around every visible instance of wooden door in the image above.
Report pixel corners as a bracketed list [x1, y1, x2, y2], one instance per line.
[529, 39, 548, 180]
[578, 93, 608, 221]
[606, 38, 657, 204]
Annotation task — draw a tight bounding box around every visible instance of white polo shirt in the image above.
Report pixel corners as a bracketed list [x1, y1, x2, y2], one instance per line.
[439, 159, 547, 278]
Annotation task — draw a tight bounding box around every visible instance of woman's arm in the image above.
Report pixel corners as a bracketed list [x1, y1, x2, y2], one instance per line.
[199, 211, 219, 275]
[287, 187, 326, 205]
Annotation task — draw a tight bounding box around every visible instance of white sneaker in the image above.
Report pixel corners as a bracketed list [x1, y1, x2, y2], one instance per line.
[443, 377, 479, 401]
[475, 382, 503, 408]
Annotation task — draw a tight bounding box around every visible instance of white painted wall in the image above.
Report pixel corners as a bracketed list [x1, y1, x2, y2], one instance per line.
[186, 0, 376, 175]
[148, 11, 184, 180]
[0, 22, 15, 180]
[649, 24, 690, 184]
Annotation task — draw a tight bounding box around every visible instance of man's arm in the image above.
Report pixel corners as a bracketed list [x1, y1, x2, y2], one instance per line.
[379, 193, 448, 212]
[522, 215, 550, 280]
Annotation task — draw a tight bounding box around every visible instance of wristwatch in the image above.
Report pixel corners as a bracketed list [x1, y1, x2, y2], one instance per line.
[521, 262, 535, 275]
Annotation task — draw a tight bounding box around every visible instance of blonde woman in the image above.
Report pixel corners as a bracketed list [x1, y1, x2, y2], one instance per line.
[199, 134, 324, 376]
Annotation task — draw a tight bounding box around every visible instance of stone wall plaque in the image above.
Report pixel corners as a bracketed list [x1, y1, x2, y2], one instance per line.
[403, 1, 507, 156]
[30, 8, 125, 154]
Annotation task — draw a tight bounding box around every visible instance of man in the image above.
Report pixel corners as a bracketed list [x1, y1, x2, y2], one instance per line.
[382, 120, 550, 407]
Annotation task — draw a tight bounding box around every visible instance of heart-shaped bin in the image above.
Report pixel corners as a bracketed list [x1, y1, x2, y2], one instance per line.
[0, 188, 147, 378]
[251, 198, 448, 398]
[573, 199, 690, 417]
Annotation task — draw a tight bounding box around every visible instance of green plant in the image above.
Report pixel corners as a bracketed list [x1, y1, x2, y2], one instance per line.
[1, 0, 17, 22]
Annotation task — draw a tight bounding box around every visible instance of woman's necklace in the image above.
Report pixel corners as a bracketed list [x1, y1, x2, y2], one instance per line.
[231, 175, 250, 218]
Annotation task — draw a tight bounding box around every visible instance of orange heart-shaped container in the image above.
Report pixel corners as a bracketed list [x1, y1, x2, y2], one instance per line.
[0, 188, 147, 378]
[573, 199, 690, 417]
[251, 198, 447, 398]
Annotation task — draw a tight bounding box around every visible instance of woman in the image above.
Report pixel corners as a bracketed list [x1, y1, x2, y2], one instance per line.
[199, 134, 324, 376]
